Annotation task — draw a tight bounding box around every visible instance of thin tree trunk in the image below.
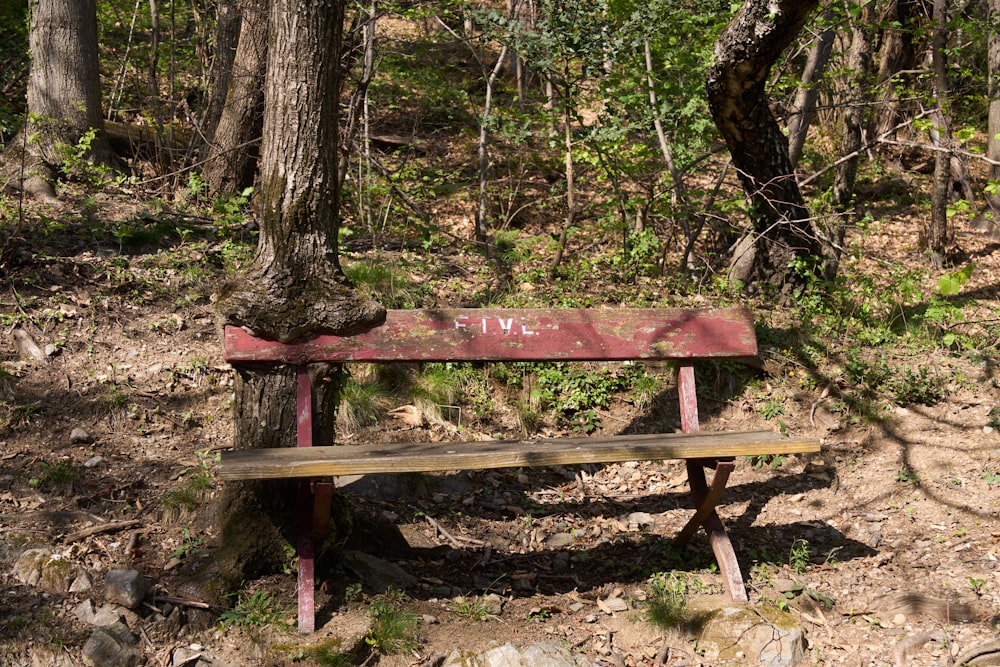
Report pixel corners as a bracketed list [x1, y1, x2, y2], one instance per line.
[644, 37, 692, 264]
[787, 21, 835, 168]
[548, 100, 575, 278]
[477, 45, 510, 244]
[925, 0, 952, 262]
[830, 9, 874, 280]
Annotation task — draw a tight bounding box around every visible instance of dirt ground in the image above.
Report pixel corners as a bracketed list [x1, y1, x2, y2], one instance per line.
[1, 190, 999, 667]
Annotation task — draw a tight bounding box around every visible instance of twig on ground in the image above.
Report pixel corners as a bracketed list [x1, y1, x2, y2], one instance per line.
[152, 595, 212, 610]
[420, 512, 485, 547]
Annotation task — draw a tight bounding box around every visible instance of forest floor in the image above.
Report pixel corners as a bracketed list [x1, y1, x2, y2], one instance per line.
[1, 181, 1000, 667]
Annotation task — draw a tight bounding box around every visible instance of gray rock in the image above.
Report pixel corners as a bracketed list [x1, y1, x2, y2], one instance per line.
[105, 569, 151, 609]
[697, 606, 806, 667]
[441, 642, 600, 667]
[71, 568, 94, 592]
[70, 427, 94, 444]
[81, 620, 140, 667]
[75, 600, 117, 626]
[12, 548, 79, 593]
[340, 550, 417, 591]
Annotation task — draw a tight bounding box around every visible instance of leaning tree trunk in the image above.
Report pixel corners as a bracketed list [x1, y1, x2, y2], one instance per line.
[202, 0, 267, 195]
[203, 0, 385, 600]
[705, 0, 823, 288]
[0, 0, 117, 199]
[786, 19, 835, 168]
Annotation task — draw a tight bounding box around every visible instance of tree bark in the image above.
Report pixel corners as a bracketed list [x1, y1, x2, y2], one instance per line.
[986, 0, 1000, 214]
[0, 0, 117, 198]
[204, 0, 385, 602]
[834, 8, 875, 215]
[787, 21, 835, 168]
[873, 0, 923, 141]
[199, 0, 241, 148]
[705, 0, 823, 288]
[925, 0, 952, 262]
[202, 0, 267, 195]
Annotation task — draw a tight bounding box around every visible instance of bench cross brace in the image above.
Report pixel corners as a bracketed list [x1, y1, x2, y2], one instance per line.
[675, 363, 748, 603]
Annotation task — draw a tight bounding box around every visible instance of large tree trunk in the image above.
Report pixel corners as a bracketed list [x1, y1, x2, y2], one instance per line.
[204, 0, 385, 598]
[705, 0, 823, 288]
[0, 0, 117, 199]
[202, 0, 267, 195]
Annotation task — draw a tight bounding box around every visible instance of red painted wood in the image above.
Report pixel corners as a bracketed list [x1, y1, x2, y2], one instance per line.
[296, 367, 316, 632]
[677, 362, 700, 434]
[224, 308, 757, 364]
[297, 481, 316, 633]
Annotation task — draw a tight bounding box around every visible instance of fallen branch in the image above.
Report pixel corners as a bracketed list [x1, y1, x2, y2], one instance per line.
[63, 519, 142, 543]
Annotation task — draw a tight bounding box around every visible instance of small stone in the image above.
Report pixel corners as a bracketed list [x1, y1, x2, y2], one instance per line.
[70, 428, 94, 444]
[984, 426, 995, 435]
[104, 569, 151, 610]
[84, 456, 104, 468]
[70, 568, 94, 592]
[44, 344, 60, 357]
[627, 512, 654, 529]
[544, 532, 575, 548]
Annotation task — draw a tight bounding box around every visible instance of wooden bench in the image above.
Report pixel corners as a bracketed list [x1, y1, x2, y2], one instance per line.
[219, 307, 820, 633]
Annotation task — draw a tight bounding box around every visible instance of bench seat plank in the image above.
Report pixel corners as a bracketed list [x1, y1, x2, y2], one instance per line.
[224, 307, 757, 364]
[219, 430, 820, 480]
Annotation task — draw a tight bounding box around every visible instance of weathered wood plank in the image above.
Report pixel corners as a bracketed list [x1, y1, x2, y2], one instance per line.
[224, 307, 757, 364]
[219, 430, 820, 480]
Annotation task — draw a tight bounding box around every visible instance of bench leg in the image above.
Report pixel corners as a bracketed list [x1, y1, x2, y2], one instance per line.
[675, 460, 748, 603]
[297, 480, 316, 634]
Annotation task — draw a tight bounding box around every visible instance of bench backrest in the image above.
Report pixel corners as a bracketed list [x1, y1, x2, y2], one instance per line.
[223, 308, 757, 364]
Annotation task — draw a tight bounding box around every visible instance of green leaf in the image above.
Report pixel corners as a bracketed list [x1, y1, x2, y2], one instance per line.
[936, 264, 974, 297]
